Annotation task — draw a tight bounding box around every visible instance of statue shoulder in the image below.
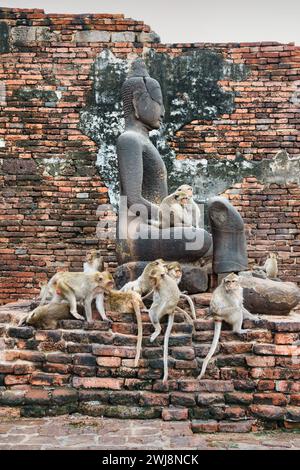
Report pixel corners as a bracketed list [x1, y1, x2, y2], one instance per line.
[117, 130, 143, 150]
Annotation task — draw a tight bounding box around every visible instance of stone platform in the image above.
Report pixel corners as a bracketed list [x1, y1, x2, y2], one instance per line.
[0, 299, 299, 432]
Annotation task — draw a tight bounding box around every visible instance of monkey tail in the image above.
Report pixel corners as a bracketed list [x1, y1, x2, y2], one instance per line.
[180, 293, 196, 320]
[163, 313, 174, 383]
[132, 299, 143, 367]
[142, 289, 154, 300]
[198, 320, 222, 380]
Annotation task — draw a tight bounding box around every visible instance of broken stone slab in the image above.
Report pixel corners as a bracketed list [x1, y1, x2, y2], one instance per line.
[115, 261, 209, 294]
[239, 273, 300, 315]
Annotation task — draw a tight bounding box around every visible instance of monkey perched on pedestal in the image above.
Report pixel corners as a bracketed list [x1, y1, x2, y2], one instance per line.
[83, 250, 104, 274]
[148, 265, 192, 383]
[198, 273, 260, 379]
[40, 271, 114, 322]
[254, 252, 278, 279]
[158, 190, 192, 229]
[176, 184, 201, 228]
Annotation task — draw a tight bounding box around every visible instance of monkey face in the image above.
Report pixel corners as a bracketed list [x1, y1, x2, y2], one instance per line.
[167, 262, 182, 281]
[177, 185, 193, 198]
[223, 273, 240, 292]
[86, 250, 99, 263]
[174, 191, 189, 206]
[149, 265, 166, 287]
[95, 271, 114, 292]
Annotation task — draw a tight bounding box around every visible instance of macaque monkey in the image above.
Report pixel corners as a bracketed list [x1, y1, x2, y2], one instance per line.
[198, 273, 260, 379]
[19, 303, 73, 329]
[254, 253, 278, 279]
[40, 271, 114, 322]
[177, 184, 201, 228]
[120, 259, 166, 295]
[165, 261, 196, 320]
[83, 250, 104, 274]
[158, 190, 192, 229]
[105, 290, 145, 366]
[82, 251, 110, 321]
[148, 265, 191, 383]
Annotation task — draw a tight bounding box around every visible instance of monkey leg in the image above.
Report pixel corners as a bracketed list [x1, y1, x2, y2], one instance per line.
[84, 296, 93, 323]
[232, 312, 249, 334]
[149, 302, 166, 342]
[175, 306, 194, 325]
[58, 281, 84, 320]
[163, 313, 174, 383]
[150, 322, 162, 343]
[95, 293, 108, 321]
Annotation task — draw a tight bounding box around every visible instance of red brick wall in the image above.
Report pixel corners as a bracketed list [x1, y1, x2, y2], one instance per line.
[1, 8, 300, 305]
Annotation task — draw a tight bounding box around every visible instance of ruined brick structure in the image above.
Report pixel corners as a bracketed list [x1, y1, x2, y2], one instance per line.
[0, 300, 299, 430]
[0, 8, 300, 304]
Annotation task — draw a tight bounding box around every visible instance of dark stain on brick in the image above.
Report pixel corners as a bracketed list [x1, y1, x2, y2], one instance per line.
[0, 22, 9, 53]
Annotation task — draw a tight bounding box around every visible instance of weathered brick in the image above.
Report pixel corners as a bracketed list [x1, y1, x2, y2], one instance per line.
[250, 404, 285, 421]
[191, 419, 219, 433]
[162, 407, 188, 421]
[73, 377, 123, 390]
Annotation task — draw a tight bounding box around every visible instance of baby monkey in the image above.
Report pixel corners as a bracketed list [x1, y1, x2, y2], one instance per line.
[176, 184, 201, 228]
[198, 273, 260, 379]
[158, 190, 191, 229]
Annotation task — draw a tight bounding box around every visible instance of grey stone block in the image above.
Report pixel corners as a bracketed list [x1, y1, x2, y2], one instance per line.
[74, 30, 111, 43]
[111, 32, 136, 43]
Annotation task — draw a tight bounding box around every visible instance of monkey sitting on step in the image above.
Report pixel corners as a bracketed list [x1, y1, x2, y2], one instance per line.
[198, 273, 260, 379]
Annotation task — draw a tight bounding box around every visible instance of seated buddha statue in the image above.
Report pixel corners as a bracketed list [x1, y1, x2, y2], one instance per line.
[115, 59, 248, 275]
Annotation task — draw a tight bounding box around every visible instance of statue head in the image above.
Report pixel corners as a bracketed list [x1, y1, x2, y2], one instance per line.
[122, 58, 165, 130]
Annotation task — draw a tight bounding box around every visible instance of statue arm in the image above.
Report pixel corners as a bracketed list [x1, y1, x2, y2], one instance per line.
[117, 133, 158, 219]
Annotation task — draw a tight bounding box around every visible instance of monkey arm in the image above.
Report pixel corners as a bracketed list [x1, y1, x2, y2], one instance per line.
[117, 133, 159, 220]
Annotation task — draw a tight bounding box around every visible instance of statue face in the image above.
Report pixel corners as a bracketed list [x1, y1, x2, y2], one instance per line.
[133, 79, 165, 130]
